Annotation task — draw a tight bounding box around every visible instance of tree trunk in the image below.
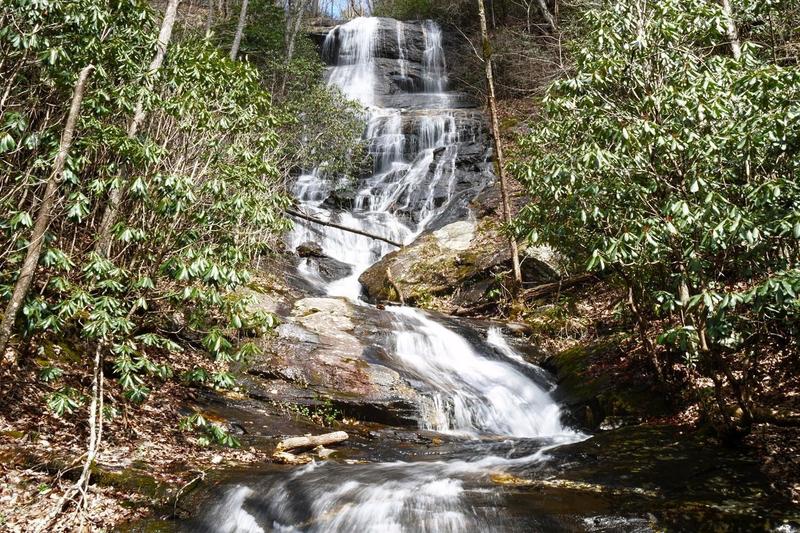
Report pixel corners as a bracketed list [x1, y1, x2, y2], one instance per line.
[526, 1, 532, 33]
[720, 0, 742, 60]
[0, 65, 94, 357]
[75, 344, 104, 518]
[230, 0, 249, 60]
[521, 273, 596, 302]
[701, 326, 753, 428]
[281, 0, 312, 94]
[535, 0, 556, 32]
[285, 0, 311, 63]
[627, 284, 663, 382]
[95, 0, 181, 256]
[205, 0, 214, 36]
[38, 344, 104, 531]
[478, 0, 522, 288]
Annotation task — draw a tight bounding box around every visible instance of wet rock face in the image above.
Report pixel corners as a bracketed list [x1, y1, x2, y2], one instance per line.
[308, 255, 353, 283]
[245, 297, 420, 425]
[295, 242, 354, 283]
[360, 109, 491, 230]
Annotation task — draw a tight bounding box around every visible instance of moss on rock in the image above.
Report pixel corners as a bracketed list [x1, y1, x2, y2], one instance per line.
[545, 338, 671, 430]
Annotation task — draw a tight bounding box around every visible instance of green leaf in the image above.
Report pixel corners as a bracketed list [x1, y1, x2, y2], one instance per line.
[39, 366, 64, 382]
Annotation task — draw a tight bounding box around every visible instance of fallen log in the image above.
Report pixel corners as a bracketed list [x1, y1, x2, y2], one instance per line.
[275, 431, 349, 452]
[286, 208, 403, 248]
[521, 273, 597, 301]
[753, 408, 800, 427]
[272, 451, 313, 465]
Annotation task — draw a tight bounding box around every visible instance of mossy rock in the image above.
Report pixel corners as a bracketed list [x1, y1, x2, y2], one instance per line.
[545, 338, 670, 430]
[38, 340, 82, 364]
[91, 464, 172, 501]
[359, 218, 558, 313]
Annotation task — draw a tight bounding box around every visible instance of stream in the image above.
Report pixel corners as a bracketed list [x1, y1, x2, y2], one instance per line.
[175, 17, 799, 533]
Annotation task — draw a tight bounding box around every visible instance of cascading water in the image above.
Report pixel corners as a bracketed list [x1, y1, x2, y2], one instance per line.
[389, 307, 564, 437]
[191, 17, 582, 532]
[422, 20, 447, 93]
[288, 18, 485, 300]
[323, 17, 380, 106]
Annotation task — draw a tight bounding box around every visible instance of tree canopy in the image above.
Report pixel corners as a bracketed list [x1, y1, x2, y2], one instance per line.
[513, 0, 800, 434]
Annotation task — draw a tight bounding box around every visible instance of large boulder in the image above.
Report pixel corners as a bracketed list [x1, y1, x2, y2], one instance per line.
[358, 216, 561, 313]
[295, 242, 353, 283]
[245, 297, 420, 425]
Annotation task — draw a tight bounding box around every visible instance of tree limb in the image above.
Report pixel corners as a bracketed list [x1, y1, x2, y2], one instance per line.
[286, 208, 403, 248]
[0, 64, 94, 357]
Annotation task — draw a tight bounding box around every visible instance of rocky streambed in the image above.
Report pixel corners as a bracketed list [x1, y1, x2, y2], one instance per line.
[123, 16, 800, 533]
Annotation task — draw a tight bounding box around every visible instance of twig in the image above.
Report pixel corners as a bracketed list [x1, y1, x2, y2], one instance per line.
[385, 267, 405, 305]
[173, 470, 207, 517]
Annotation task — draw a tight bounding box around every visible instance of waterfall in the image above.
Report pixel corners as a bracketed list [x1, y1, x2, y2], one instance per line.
[191, 17, 581, 533]
[177, 16, 781, 533]
[287, 15, 573, 439]
[422, 20, 448, 93]
[288, 18, 481, 299]
[389, 308, 566, 436]
[323, 17, 380, 106]
[396, 20, 407, 79]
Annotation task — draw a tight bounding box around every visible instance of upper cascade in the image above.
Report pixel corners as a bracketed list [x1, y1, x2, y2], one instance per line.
[289, 18, 575, 438]
[289, 17, 492, 300]
[322, 17, 468, 109]
[323, 17, 381, 107]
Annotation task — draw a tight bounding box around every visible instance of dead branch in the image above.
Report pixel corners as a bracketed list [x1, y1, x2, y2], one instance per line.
[286, 208, 403, 248]
[275, 431, 349, 452]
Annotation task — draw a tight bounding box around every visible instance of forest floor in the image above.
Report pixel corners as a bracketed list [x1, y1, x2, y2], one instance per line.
[0, 341, 276, 531]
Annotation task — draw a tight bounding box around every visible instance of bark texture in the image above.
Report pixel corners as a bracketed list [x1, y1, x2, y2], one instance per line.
[287, 208, 403, 247]
[230, 0, 249, 60]
[0, 65, 94, 357]
[721, 0, 742, 59]
[478, 0, 523, 287]
[535, 0, 556, 31]
[276, 431, 349, 451]
[205, 0, 214, 36]
[282, 0, 313, 93]
[95, 0, 181, 256]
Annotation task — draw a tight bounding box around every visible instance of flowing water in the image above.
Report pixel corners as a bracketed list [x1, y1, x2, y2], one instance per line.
[287, 18, 484, 301]
[175, 17, 799, 533]
[210, 17, 581, 531]
[286, 17, 571, 440]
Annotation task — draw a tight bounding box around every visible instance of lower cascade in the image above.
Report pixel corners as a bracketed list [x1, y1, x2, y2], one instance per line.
[190, 16, 583, 532]
[389, 306, 565, 438]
